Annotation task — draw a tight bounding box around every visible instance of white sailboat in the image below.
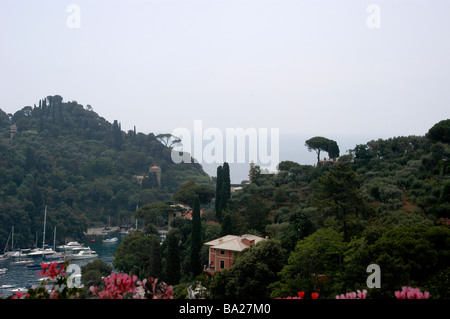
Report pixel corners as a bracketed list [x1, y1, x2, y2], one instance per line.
[102, 215, 118, 243]
[27, 206, 64, 269]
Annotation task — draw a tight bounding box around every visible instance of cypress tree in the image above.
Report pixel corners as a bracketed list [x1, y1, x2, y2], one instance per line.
[149, 237, 162, 279]
[165, 231, 180, 285]
[215, 166, 223, 221]
[220, 162, 231, 212]
[190, 195, 202, 277]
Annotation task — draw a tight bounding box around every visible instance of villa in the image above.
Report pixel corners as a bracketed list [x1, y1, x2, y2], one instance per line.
[203, 234, 266, 274]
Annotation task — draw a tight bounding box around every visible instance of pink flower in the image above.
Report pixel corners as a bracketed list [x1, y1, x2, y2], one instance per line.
[394, 286, 430, 299]
[336, 290, 367, 299]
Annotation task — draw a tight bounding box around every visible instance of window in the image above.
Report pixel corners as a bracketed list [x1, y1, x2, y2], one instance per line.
[220, 250, 225, 255]
[220, 260, 225, 269]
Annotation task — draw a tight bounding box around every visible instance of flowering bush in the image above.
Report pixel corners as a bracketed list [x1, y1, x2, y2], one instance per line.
[89, 273, 174, 299]
[277, 291, 319, 299]
[336, 290, 367, 299]
[334, 287, 430, 299]
[3, 262, 173, 300]
[394, 286, 430, 299]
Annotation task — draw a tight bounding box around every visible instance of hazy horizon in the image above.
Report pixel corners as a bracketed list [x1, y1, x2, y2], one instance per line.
[1, 0, 449, 143]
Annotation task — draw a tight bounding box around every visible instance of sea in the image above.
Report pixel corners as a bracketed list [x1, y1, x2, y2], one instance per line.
[0, 233, 122, 298]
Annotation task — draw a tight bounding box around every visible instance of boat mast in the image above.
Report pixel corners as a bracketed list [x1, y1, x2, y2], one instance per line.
[42, 205, 47, 259]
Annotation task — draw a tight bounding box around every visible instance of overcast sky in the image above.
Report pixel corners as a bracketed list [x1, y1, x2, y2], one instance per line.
[1, 0, 449, 140]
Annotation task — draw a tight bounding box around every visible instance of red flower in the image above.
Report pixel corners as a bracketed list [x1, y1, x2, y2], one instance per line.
[297, 291, 305, 299]
[311, 292, 319, 299]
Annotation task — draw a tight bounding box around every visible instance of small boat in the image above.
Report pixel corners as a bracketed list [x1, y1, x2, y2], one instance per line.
[102, 237, 118, 243]
[69, 249, 98, 260]
[10, 287, 28, 293]
[27, 248, 56, 256]
[56, 241, 83, 250]
[1, 284, 16, 291]
[11, 259, 34, 266]
[26, 260, 64, 270]
[0, 268, 7, 274]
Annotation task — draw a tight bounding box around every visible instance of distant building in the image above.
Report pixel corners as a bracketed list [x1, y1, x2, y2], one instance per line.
[204, 234, 266, 274]
[168, 204, 204, 230]
[149, 165, 161, 187]
[133, 175, 145, 185]
[319, 157, 339, 166]
[10, 125, 17, 139]
[231, 186, 243, 193]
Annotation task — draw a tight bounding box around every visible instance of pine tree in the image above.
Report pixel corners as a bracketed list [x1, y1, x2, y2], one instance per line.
[190, 195, 202, 277]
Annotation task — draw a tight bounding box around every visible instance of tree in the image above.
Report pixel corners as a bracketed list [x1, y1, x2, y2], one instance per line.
[173, 180, 214, 206]
[189, 196, 202, 277]
[135, 202, 174, 233]
[149, 237, 162, 279]
[426, 119, 450, 144]
[215, 162, 231, 222]
[270, 228, 346, 298]
[311, 162, 366, 241]
[215, 166, 223, 221]
[220, 162, 231, 211]
[165, 230, 181, 285]
[156, 133, 181, 148]
[244, 197, 270, 234]
[113, 230, 153, 278]
[112, 120, 123, 150]
[305, 136, 340, 165]
[81, 259, 112, 288]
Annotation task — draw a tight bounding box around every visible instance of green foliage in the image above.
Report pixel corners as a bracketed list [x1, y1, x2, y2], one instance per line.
[426, 119, 450, 144]
[311, 162, 367, 241]
[305, 136, 340, 164]
[189, 196, 202, 277]
[113, 230, 153, 278]
[81, 259, 113, 288]
[0, 96, 211, 247]
[271, 228, 346, 298]
[165, 230, 181, 285]
[173, 180, 214, 206]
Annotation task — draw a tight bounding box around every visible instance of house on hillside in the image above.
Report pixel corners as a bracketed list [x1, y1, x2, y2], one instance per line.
[168, 204, 204, 230]
[149, 165, 161, 187]
[204, 234, 266, 274]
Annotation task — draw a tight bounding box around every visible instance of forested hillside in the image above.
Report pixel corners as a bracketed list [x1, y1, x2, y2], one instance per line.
[199, 120, 450, 299]
[0, 95, 211, 247]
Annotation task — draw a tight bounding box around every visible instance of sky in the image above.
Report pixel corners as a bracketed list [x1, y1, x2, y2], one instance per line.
[1, 0, 449, 181]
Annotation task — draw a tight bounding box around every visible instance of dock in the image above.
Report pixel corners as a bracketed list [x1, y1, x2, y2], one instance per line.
[84, 227, 120, 236]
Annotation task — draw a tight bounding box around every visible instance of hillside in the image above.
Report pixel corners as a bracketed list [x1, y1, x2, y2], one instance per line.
[0, 95, 212, 247]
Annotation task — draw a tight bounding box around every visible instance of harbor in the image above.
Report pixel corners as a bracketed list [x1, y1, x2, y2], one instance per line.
[0, 232, 123, 298]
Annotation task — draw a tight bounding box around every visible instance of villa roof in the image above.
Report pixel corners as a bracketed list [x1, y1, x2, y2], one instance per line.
[204, 234, 266, 252]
